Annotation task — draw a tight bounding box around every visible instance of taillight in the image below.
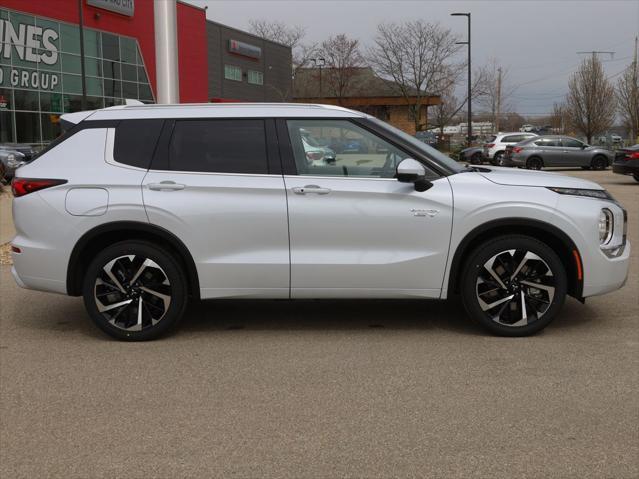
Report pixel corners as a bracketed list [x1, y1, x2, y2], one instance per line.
[305, 151, 323, 162]
[513, 147, 522, 153]
[485, 143, 495, 148]
[11, 178, 67, 197]
[628, 152, 639, 160]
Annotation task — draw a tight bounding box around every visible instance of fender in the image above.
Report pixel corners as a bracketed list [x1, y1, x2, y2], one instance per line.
[446, 217, 583, 299]
[66, 221, 200, 299]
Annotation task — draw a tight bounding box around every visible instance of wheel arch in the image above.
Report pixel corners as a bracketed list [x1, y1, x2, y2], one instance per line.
[447, 218, 583, 300]
[67, 221, 200, 299]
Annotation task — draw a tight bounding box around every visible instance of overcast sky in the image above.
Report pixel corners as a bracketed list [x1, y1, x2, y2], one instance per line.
[188, 0, 639, 116]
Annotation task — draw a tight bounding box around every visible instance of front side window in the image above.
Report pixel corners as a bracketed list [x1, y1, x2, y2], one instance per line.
[224, 65, 242, 82]
[287, 119, 413, 178]
[561, 138, 584, 148]
[168, 119, 268, 174]
[248, 70, 263, 85]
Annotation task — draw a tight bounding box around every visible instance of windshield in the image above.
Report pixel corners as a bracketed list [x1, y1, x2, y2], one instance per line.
[368, 117, 464, 173]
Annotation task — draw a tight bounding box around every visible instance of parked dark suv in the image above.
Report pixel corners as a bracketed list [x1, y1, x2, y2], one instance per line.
[612, 145, 639, 182]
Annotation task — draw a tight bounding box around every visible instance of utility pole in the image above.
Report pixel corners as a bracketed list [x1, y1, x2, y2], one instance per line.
[495, 67, 502, 132]
[78, 0, 87, 110]
[451, 12, 472, 146]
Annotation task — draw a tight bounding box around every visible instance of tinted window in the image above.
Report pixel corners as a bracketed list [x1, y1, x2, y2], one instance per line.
[562, 138, 584, 148]
[114, 119, 163, 169]
[169, 119, 268, 174]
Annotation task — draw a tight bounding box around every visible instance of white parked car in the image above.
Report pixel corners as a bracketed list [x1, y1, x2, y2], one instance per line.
[484, 132, 539, 165]
[10, 103, 630, 340]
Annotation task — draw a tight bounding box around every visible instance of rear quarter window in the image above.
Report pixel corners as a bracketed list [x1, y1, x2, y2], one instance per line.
[113, 119, 164, 169]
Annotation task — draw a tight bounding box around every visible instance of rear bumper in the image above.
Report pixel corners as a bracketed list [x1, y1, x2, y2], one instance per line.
[612, 161, 639, 175]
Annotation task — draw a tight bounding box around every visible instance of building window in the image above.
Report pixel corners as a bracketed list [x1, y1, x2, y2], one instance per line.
[248, 70, 263, 85]
[224, 65, 242, 82]
[0, 6, 155, 144]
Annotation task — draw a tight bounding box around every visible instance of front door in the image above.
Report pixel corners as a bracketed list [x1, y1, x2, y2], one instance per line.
[281, 119, 453, 298]
[143, 119, 290, 299]
[560, 137, 589, 167]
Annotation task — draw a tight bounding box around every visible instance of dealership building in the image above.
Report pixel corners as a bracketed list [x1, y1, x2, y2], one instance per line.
[0, 0, 292, 144]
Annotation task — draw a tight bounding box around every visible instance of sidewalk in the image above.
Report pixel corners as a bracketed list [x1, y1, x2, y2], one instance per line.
[0, 186, 15, 245]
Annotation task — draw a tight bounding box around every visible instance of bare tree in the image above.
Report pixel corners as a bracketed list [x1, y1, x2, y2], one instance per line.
[476, 58, 516, 132]
[367, 21, 464, 132]
[615, 60, 639, 142]
[429, 66, 488, 135]
[566, 55, 616, 143]
[249, 20, 318, 73]
[319, 34, 364, 102]
[550, 102, 568, 134]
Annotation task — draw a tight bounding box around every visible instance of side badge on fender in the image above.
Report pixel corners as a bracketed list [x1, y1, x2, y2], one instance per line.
[411, 208, 439, 217]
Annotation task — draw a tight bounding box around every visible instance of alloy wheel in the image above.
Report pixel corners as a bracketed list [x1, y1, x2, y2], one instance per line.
[475, 249, 555, 327]
[94, 255, 172, 332]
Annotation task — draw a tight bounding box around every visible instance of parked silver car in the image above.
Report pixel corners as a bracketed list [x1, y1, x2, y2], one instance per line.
[506, 136, 614, 170]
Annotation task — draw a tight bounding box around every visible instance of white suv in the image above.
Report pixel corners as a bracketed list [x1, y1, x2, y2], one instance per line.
[10, 104, 630, 340]
[484, 132, 538, 165]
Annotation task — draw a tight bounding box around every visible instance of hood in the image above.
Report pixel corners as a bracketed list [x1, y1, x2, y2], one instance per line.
[477, 166, 604, 189]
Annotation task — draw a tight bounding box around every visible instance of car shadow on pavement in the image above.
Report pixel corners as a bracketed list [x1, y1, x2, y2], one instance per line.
[178, 297, 489, 336]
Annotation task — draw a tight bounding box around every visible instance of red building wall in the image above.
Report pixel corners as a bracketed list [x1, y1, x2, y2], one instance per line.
[0, 0, 208, 102]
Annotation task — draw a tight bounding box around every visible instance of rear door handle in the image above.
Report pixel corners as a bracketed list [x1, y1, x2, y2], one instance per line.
[292, 185, 331, 195]
[148, 181, 185, 191]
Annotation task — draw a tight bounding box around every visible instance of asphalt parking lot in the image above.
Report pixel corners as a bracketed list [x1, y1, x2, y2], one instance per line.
[0, 170, 637, 478]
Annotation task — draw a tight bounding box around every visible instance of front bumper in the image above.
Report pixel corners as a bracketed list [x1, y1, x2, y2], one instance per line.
[583, 240, 631, 297]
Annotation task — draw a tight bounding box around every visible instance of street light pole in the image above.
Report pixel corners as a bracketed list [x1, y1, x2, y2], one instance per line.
[451, 12, 471, 146]
[312, 57, 326, 100]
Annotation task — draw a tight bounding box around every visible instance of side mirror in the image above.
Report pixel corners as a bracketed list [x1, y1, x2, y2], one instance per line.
[396, 158, 433, 192]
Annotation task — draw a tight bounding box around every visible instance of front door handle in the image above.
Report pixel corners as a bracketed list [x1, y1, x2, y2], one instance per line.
[292, 185, 331, 195]
[148, 181, 185, 191]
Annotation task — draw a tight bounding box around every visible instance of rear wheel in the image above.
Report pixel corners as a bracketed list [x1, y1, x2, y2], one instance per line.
[493, 151, 505, 166]
[591, 156, 607, 170]
[470, 152, 483, 165]
[633, 173, 639, 182]
[460, 235, 567, 337]
[82, 241, 188, 341]
[526, 157, 543, 170]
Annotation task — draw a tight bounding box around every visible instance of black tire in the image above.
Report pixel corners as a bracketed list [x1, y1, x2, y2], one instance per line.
[633, 173, 639, 182]
[526, 157, 543, 170]
[581, 166, 591, 170]
[460, 235, 567, 337]
[591, 156, 607, 170]
[493, 151, 505, 166]
[470, 152, 483, 165]
[82, 240, 188, 341]
[0, 163, 6, 185]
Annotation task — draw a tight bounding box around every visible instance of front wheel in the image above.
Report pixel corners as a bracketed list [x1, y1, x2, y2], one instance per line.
[470, 152, 483, 165]
[460, 235, 567, 336]
[591, 156, 607, 170]
[82, 241, 188, 341]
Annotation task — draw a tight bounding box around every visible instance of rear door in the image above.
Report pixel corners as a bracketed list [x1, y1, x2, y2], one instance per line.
[279, 118, 453, 299]
[143, 118, 290, 299]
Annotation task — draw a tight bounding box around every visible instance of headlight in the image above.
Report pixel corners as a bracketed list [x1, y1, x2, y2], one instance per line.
[599, 207, 627, 258]
[547, 187, 613, 200]
[599, 208, 613, 244]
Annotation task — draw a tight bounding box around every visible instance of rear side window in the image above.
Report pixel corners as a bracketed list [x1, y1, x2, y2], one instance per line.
[168, 119, 268, 174]
[502, 135, 524, 143]
[114, 119, 164, 169]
